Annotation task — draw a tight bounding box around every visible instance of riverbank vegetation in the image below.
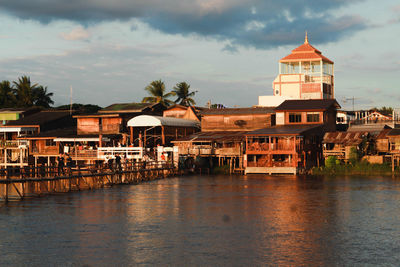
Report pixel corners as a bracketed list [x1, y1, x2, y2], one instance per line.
[311, 151, 397, 176]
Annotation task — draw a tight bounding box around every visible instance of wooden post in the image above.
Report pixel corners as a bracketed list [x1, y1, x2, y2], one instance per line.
[139, 132, 142, 147]
[20, 148, 24, 168]
[161, 126, 165, 145]
[144, 130, 147, 148]
[130, 127, 133, 145]
[392, 155, 395, 173]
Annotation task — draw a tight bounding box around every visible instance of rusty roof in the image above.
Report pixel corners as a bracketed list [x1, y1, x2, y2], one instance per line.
[376, 128, 392, 139]
[323, 131, 369, 145]
[173, 131, 248, 143]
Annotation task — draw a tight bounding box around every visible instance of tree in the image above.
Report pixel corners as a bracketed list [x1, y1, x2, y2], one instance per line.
[56, 103, 102, 114]
[0, 80, 16, 108]
[33, 86, 54, 108]
[172, 82, 197, 106]
[13, 76, 39, 107]
[142, 80, 175, 106]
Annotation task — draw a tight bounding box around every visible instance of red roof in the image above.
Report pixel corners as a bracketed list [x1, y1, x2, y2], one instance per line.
[280, 37, 333, 64]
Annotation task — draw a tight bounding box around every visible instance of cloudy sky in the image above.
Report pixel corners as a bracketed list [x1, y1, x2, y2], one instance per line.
[0, 0, 399, 110]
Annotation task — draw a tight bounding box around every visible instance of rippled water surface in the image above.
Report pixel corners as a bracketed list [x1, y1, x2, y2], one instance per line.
[2, 174, 400, 266]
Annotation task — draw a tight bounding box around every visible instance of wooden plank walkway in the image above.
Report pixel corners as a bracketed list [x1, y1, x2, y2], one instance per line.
[0, 161, 177, 203]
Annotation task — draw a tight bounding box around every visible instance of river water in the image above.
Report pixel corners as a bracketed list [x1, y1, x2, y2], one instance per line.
[1, 174, 400, 266]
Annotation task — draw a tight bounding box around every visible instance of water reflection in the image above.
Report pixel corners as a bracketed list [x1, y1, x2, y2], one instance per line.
[1, 175, 400, 266]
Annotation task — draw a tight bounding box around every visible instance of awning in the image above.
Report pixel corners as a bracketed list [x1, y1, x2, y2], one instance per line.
[0, 127, 37, 133]
[127, 115, 200, 128]
[53, 137, 110, 142]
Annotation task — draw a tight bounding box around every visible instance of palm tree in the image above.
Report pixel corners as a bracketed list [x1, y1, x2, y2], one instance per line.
[33, 86, 54, 108]
[13, 76, 39, 107]
[0, 80, 16, 108]
[142, 80, 175, 106]
[172, 82, 197, 106]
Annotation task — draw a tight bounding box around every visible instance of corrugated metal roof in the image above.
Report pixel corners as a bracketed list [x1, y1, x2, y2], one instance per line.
[173, 131, 248, 142]
[323, 131, 369, 145]
[376, 128, 392, 139]
[347, 124, 392, 136]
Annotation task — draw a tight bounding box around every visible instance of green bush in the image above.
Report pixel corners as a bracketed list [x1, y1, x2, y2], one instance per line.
[325, 156, 338, 169]
[348, 147, 359, 165]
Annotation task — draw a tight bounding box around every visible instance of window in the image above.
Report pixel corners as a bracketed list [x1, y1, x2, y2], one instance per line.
[45, 139, 56, 146]
[289, 113, 302, 123]
[307, 112, 320, 122]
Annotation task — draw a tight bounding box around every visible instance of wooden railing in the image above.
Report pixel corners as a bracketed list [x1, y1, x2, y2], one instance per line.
[32, 146, 59, 155]
[247, 142, 296, 152]
[215, 147, 241, 156]
[0, 160, 177, 202]
[247, 161, 296, 168]
[0, 140, 28, 148]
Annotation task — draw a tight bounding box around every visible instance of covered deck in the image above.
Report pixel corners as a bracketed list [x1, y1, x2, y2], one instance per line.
[127, 115, 199, 147]
[245, 125, 323, 174]
[322, 131, 369, 161]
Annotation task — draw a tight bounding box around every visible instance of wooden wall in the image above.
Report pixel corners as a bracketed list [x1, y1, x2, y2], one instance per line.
[77, 118, 100, 135]
[163, 108, 187, 119]
[201, 114, 272, 132]
[77, 117, 122, 135]
[102, 117, 122, 134]
[163, 107, 200, 121]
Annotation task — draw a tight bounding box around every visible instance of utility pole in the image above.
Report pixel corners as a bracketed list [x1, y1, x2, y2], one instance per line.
[70, 86, 73, 115]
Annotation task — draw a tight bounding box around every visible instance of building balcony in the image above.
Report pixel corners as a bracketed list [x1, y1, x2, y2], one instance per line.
[0, 140, 28, 148]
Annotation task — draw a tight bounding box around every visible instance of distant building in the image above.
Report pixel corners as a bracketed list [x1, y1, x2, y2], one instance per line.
[0, 108, 40, 125]
[336, 110, 355, 125]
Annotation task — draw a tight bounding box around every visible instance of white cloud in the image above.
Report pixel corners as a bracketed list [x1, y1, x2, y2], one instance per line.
[245, 20, 266, 31]
[60, 27, 90, 41]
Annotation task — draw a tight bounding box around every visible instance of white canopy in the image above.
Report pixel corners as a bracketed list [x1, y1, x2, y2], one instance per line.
[0, 127, 37, 133]
[127, 115, 200, 128]
[53, 137, 110, 142]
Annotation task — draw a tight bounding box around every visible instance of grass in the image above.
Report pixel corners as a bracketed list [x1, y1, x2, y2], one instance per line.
[311, 160, 398, 176]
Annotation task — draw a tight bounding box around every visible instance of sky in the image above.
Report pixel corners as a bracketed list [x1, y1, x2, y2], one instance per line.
[0, 0, 399, 110]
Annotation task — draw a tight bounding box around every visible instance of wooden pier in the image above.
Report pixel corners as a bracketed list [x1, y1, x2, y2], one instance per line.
[0, 161, 177, 203]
